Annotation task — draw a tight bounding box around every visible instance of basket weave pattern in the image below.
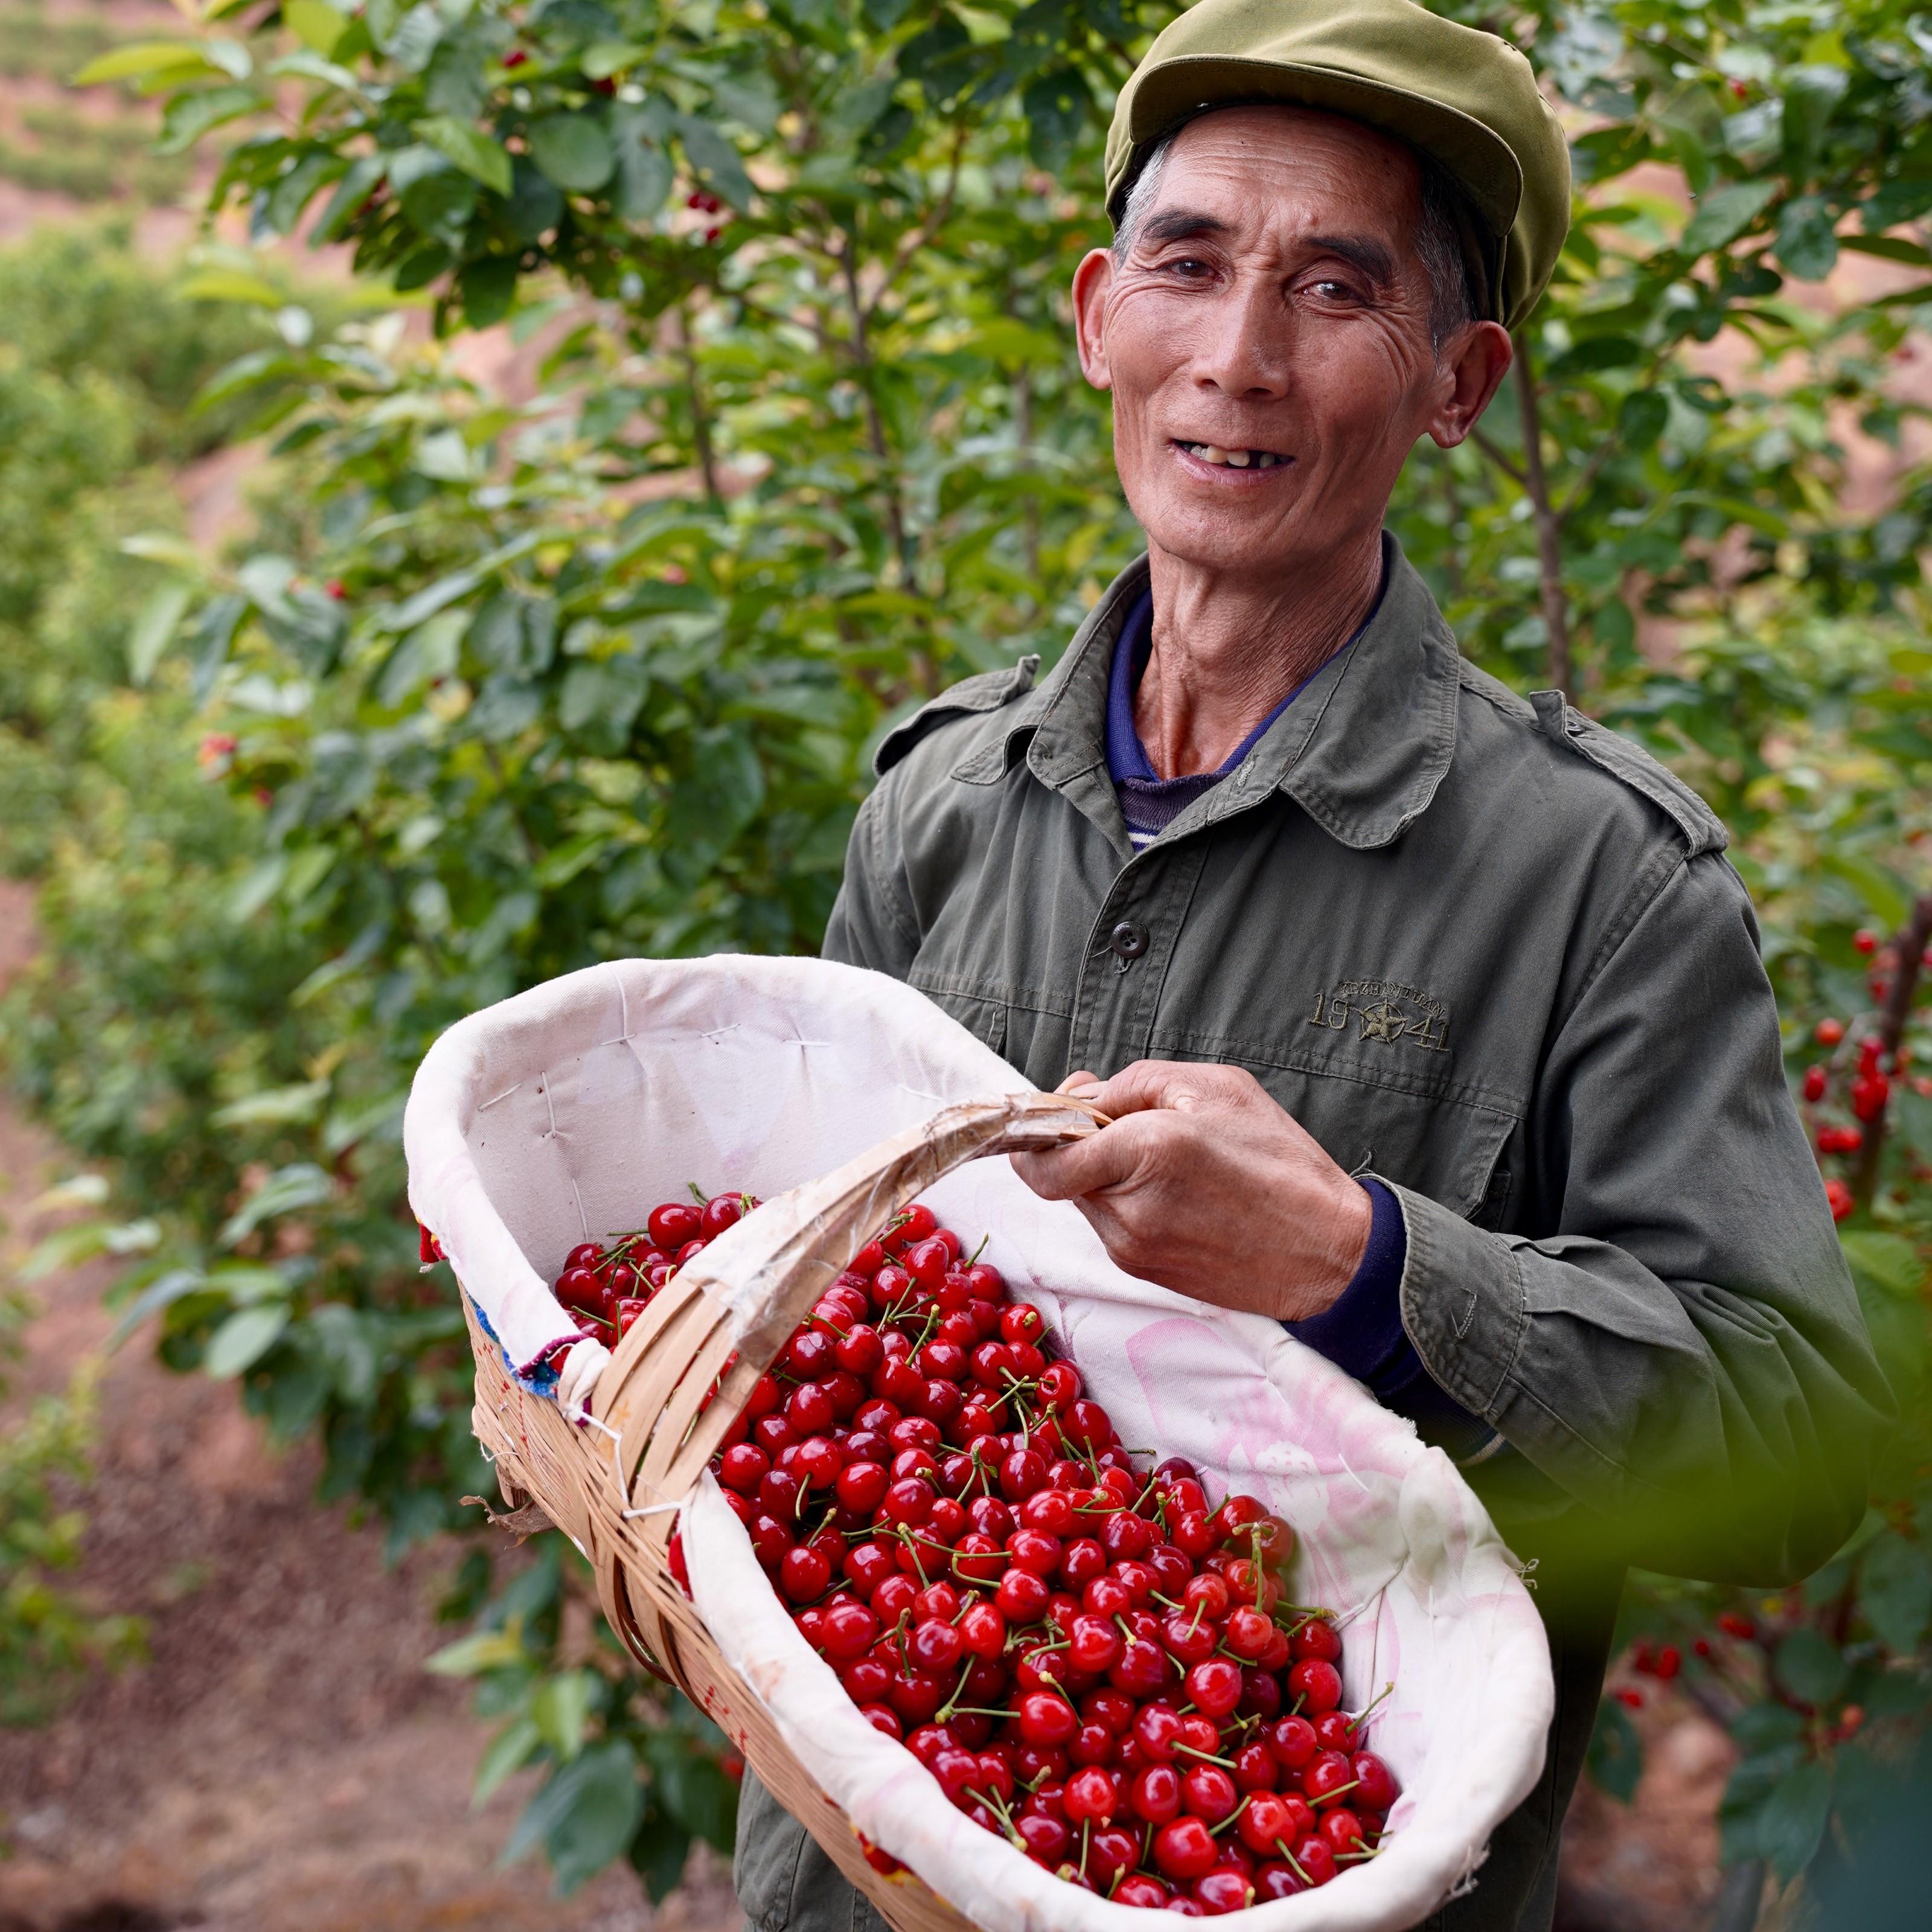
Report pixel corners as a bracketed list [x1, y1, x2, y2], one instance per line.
[462, 1090, 1104, 1932]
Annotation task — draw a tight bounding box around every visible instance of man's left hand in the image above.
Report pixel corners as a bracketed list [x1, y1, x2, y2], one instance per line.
[1009, 1061, 1371, 1322]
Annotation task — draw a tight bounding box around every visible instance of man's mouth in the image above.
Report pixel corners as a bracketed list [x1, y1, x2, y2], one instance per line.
[1175, 441, 1289, 470]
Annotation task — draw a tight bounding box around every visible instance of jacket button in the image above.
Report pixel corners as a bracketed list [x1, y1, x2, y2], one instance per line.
[1110, 921, 1149, 960]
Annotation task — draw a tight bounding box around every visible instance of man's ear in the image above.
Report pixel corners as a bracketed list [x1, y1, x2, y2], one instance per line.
[1070, 247, 1117, 392]
[1426, 319, 1513, 448]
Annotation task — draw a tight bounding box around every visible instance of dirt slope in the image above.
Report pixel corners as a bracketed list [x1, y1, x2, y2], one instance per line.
[0, 879, 738, 1932]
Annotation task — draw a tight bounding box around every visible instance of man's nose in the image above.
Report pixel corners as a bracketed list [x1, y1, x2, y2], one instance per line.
[1191, 272, 1292, 400]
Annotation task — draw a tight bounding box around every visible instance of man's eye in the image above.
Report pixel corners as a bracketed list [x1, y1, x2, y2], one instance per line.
[1164, 256, 1211, 277]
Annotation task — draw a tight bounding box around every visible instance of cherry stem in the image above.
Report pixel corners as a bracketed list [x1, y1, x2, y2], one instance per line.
[1172, 1741, 1239, 1770]
[967, 1233, 990, 1266]
[935, 1657, 975, 1722]
[1346, 1682, 1395, 1736]
[1276, 1841, 1311, 1884]
[1209, 1796, 1251, 1837]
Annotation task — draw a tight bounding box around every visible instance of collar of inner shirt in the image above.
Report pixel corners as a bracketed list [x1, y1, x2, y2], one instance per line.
[1103, 572, 1386, 850]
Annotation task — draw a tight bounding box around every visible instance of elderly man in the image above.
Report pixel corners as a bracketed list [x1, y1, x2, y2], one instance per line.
[733, 0, 1892, 1924]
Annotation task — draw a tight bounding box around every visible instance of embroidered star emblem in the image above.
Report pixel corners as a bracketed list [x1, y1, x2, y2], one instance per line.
[1357, 1001, 1409, 1044]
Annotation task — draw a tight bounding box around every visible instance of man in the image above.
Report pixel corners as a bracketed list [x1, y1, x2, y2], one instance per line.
[734, 0, 1893, 1924]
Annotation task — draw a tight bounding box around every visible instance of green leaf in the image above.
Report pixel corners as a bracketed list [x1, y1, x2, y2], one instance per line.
[217, 1163, 333, 1246]
[415, 116, 513, 196]
[473, 1717, 543, 1805]
[127, 581, 193, 685]
[1774, 196, 1839, 282]
[1683, 179, 1779, 255]
[1758, 1759, 1831, 1883]
[529, 113, 616, 194]
[158, 83, 260, 155]
[1022, 67, 1088, 172]
[285, 0, 350, 54]
[179, 269, 286, 307]
[108, 1268, 208, 1350]
[1840, 1232, 1924, 1297]
[629, 1812, 693, 1901]
[1859, 1535, 1932, 1654]
[72, 40, 217, 85]
[1841, 233, 1932, 267]
[676, 114, 754, 211]
[210, 1080, 331, 1128]
[501, 1740, 642, 1893]
[204, 1303, 291, 1378]
[1818, 853, 1909, 930]
[427, 1627, 528, 1677]
[531, 1668, 598, 1761]
[1772, 1627, 1847, 1707]
[459, 256, 519, 330]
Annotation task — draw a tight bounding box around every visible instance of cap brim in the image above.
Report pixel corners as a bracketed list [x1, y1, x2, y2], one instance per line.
[1117, 55, 1524, 240]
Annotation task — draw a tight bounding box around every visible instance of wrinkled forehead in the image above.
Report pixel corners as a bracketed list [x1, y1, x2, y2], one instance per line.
[1143, 104, 1427, 240]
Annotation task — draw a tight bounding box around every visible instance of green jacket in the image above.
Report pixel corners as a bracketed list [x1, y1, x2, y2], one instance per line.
[734, 537, 1890, 1932]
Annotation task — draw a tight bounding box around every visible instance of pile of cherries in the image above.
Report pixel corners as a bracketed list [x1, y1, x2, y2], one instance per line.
[548, 1189, 755, 1343]
[555, 1195, 1402, 1911]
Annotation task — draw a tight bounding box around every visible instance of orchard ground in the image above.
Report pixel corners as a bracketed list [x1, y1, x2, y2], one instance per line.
[0, 883, 738, 1932]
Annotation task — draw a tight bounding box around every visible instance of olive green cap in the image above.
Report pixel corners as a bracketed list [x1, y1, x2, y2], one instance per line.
[1104, 0, 1571, 331]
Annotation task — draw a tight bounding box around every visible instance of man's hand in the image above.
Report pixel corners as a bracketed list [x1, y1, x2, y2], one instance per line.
[1010, 1061, 1371, 1322]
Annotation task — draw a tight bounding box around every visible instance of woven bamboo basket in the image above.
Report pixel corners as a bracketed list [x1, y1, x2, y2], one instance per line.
[462, 1087, 1106, 1932]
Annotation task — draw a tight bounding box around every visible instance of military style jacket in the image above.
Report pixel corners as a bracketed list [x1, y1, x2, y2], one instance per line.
[822, 538, 1888, 1583]
[734, 538, 1891, 1932]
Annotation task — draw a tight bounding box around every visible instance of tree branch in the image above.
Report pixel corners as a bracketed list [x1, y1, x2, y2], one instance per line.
[671, 301, 721, 506]
[1511, 332, 1574, 701]
[1471, 428, 1526, 488]
[1852, 889, 1932, 1208]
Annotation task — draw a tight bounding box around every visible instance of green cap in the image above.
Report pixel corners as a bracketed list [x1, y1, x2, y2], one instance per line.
[1104, 0, 1571, 331]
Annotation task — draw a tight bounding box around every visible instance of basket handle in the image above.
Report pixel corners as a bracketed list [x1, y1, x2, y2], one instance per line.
[593, 1090, 1108, 1518]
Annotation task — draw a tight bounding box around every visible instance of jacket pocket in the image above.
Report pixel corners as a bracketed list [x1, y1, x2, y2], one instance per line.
[1251, 1060, 1518, 1221]
[908, 976, 1008, 1060]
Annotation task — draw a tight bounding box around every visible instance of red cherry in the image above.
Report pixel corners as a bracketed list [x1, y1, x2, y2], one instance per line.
[1225, 1605, 1274, 1660]
[958, 1601, 1006, 1659]
[1154, 1817, 1219, 1881]
[909, 1618, 963, 1675]
[996, 1569, 1051, 1622]
[822, 1601, 878, 1660]
[1130, 1762, 1182, 1823]
[836, 1460, 888, 1514]
[719, 1444, 769, 1494]
[1351, 1750, 1399, 1812]
[1194, 1869, 1253, 1915]
[1015, 1811, 1068, 1865]
[1291, 1835, 1337, 1886]
[1006, 1527, 1061, 1576]
[1288, 1659, 1343, 1715]
[1067, 1615, 1124, 1674]
[1063, 1765, 1119, 1824]
[1017, 1690, 1078, 1747]
[1268, 1713, 1318, 1771]
[780, 1545, 831, 1603]
[647, 1201, 702, 1250]
[1186, 1659, 1243, 1718]
[700, 1193, 744, 1239]
[1181, 1763, 1238, 1823]
[1303, 1749, 1355, 1807]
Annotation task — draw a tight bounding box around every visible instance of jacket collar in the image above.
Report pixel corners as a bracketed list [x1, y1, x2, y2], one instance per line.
[977, 533, 1462, 854]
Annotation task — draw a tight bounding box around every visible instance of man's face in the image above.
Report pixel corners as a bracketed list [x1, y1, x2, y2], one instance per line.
[1072, 106, 1500, 583]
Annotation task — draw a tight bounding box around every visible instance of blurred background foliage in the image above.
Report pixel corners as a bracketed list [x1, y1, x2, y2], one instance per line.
[0, 0, 1925, 1916]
